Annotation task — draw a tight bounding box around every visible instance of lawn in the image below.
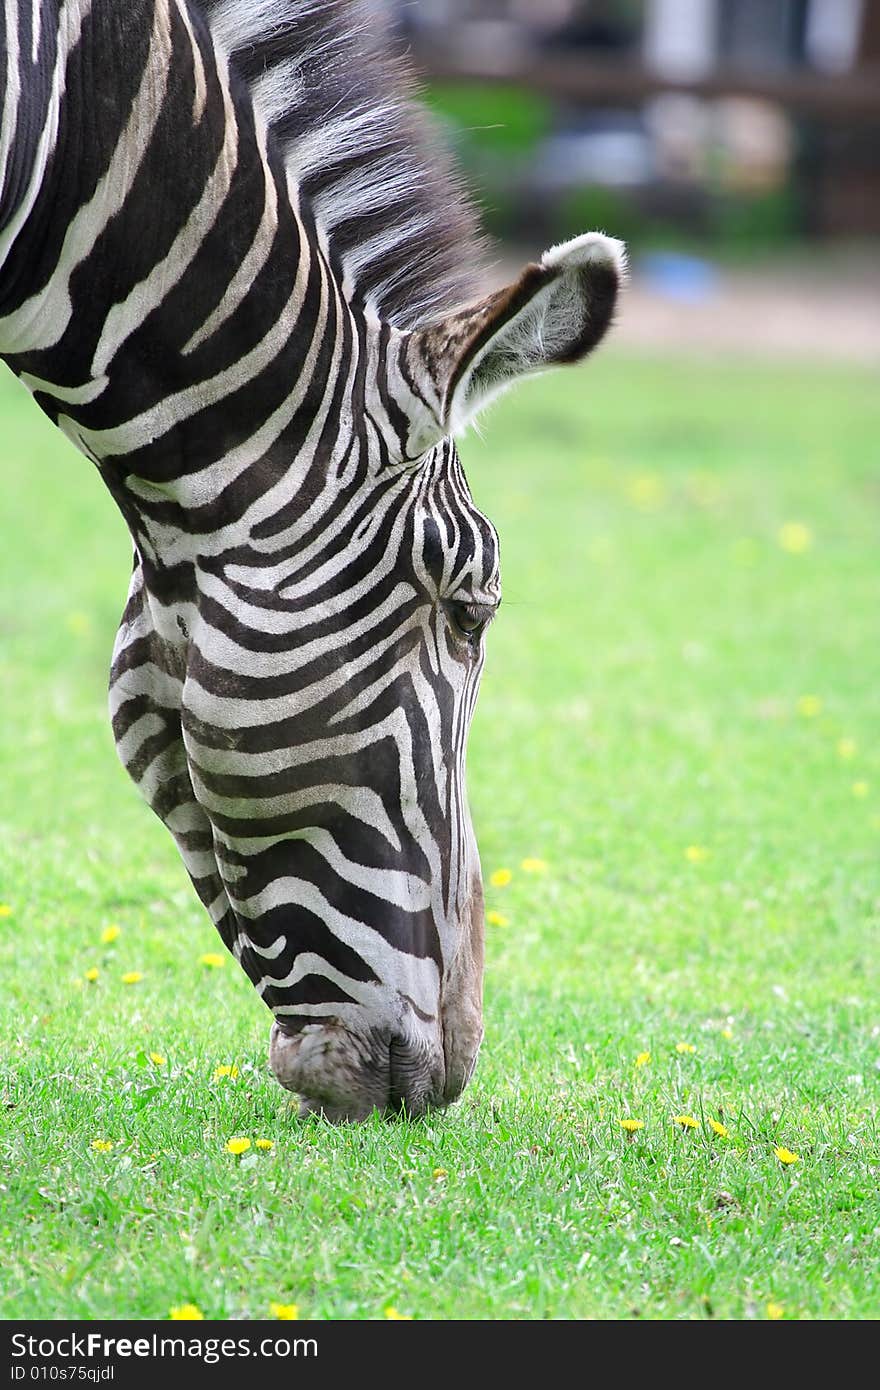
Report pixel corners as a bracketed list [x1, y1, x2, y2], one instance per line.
[0, 349, 878, 1320]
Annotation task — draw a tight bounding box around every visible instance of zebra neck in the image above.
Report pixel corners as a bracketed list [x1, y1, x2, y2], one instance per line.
[0, 0, 383, 534]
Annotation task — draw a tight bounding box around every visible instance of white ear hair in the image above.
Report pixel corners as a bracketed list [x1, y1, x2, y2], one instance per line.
[394, 232, 626, 456]
[540, 230, 627, 274]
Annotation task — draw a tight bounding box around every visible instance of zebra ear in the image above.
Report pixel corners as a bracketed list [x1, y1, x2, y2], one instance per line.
[397, 232, 626, 456]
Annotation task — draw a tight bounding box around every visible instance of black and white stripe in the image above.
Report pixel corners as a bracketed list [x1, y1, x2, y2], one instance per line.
[1, 0, 624, 1118]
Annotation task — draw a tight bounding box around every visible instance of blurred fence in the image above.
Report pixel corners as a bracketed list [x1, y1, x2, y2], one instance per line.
[384, 0, 880, 249]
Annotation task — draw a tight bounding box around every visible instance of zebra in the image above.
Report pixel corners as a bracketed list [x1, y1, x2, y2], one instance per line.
[0, 0, 624, 1120]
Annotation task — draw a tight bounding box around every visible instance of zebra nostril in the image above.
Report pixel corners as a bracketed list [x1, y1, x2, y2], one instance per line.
[386, 1034, 444, 1119]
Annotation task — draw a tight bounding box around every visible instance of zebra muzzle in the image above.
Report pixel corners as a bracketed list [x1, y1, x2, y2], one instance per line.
[268, 1018, 445, 1123]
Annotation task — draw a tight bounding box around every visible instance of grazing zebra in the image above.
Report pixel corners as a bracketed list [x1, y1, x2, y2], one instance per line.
[0, 0, 624, 1119]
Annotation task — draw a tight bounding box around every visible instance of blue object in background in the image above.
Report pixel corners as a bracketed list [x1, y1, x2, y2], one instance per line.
[639, 251, 720, 302]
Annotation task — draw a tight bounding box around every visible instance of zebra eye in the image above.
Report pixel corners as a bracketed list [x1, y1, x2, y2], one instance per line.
[445, 599, 494, 640]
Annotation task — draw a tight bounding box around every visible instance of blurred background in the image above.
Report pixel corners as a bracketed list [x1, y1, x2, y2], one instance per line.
[389, 0, 880, 360]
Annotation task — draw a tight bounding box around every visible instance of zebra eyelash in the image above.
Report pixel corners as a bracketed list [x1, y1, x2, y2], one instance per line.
[442, 598, 497, 641]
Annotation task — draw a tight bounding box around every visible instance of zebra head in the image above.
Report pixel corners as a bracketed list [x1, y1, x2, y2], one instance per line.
[257, 234, 625, 1119]
[1, 0, 623, 1123]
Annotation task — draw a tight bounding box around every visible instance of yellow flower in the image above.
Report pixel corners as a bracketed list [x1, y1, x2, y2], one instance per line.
[270, 1302, 298, 1320]
[796, 694, 822, 718]
[199, 952, 225, 968]
[673, 1115, 699, 1129]
[852, 781, 869, 798]
[213, 1064, 239, 1081]
[778, 521, 812, 554]
[486, 910, 509, 927]
[0, 904, 12, 918]
[676, 1042, 696, 1054]
[767, 1302, 785, 1320]
[432, 1167, 448, 1181]
[384, 1307, 412, 1320]
[721, 1027, 734, 1040]
[626, 474, 664, 510]
[121, 971, 143, 985]
[709, 1119, 729, 1138]
[635, 1051, 651, 1068]
[225, 1137, 251, 1156]
[90, 1138, 113, 1152]
[619, 1119, 644, 1133]
[169, 1305, 203, 1320]
[489, 868, 512, 888]
[255, 1139, 274, 1151]
[837, 738, 857, 760]
[684, 845, 710, 863]
[84, 968, 100, 982]
[774, 1146, 799, 1165]
[101, 924, 121, 944]
[520, 857, 548, 874]
[149, 1052, 166, 1067]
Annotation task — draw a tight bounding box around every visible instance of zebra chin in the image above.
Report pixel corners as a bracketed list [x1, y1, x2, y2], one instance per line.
[268, 1017, 476, 1123]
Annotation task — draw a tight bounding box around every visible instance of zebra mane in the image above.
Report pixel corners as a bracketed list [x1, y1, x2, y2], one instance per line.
[201, 0, 487, 330]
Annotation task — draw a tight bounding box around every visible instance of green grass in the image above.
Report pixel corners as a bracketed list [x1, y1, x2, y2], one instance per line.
[1, 351, 878, 1321]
